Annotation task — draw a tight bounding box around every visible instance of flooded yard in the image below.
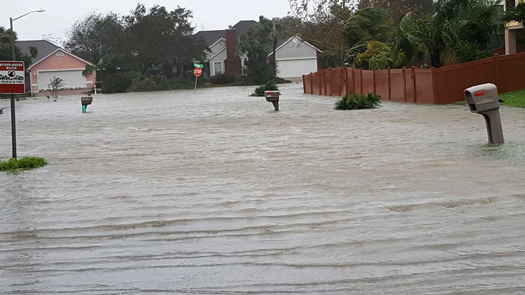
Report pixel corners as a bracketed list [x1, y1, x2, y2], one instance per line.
[1, 83, 525, 294]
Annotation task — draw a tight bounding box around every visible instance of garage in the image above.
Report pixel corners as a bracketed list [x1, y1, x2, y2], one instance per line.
[269, 36, 321, 79]
[276, 58, 318, 79]
[37, 70, 87, 91]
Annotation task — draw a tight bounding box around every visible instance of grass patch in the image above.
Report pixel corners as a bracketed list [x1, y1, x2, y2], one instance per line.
[499, 89, 525, 108]
[335, 93, 381, 110]
[453, 90, 525, 108]
[0, 157, 47, 172]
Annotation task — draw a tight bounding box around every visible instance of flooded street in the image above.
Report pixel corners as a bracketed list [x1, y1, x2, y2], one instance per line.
[1, 83, 525, 294]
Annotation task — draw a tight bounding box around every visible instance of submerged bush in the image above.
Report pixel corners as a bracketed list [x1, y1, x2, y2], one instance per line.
[335, 93, 381, 110]
[127, 77, 202, 92]
[0, 157, 47, 171]
[251, 81, 279, 97]
[210, 73, 241, 85]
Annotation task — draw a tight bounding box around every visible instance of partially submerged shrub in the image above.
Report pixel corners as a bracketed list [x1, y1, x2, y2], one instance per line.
[210, 73, 241, 85]
[335, 93, 381, 110]
[251, 81, 279, 97]
[0, 157, 47, 171]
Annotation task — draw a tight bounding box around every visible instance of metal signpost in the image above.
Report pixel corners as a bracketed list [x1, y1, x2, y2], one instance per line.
[194, 65, 203, 90]
[0, 61, 25, 159]
[4, 9, 45, 160]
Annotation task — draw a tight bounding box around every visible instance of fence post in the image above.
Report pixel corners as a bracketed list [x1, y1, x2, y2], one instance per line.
[402, 67, 407, 102]
[310, 73, 314, 95]
[351, 68, 356, 94]
[387, 67, 391, 100]
[319, 70, 323, 95]
[493, 54, 500, 89]
[372, 70, 376, 95]
[342, 67, 346, 95]
[412, 66, 417, 103]
[431, 67, 438, 104]
[360, 68, 363, 95]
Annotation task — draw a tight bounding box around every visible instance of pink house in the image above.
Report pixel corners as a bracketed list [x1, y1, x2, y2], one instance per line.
[16, 40, 96, 97]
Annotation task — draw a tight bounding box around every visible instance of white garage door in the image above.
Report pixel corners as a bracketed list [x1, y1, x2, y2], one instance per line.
[276, 58, 318, 78]
[38, 70, 87, 91]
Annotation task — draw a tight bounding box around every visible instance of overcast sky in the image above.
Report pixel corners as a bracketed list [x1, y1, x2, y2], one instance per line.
[2, 0, 292, 45]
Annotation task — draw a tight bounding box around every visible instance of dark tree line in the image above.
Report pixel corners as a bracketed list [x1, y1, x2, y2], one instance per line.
[65, 4, 207, 82]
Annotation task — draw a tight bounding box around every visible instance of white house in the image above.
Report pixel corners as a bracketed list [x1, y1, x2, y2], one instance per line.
[196, 21, 322, 79]
[268, 36, 322, 79]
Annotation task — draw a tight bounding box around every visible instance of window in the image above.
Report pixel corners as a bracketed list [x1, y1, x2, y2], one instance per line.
[214, 62, 223, 75]
[56, 51, 65, 57]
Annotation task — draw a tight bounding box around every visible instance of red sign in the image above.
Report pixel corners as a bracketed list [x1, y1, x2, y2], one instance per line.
[0, 61, 25, 94]
[194, 67, 202, 77]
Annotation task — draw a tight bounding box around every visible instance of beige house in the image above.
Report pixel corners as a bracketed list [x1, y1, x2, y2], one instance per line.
[505, 0, 524, 54]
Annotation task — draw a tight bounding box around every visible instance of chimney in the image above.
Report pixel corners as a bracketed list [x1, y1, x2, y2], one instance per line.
[224, 29, 242, 75]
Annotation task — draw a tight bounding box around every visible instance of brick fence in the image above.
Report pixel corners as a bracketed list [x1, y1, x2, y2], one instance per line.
[302, 52, 525, 104]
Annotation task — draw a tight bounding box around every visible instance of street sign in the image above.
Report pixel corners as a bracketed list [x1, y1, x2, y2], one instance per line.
[193, 63, 204, 68]
[0, 61, 25, 94]
[194, 67, 203, 77]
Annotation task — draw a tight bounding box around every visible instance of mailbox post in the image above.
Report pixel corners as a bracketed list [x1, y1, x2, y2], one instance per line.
[265, 91, 280, 111]
[81, 97, 93, 113]
[464, 83, 504, 144]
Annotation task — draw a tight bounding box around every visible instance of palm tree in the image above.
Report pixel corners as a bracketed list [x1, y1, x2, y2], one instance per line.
[394, 0, 503, 68]
[0, 26, 38, 64]
[505, 2, 525, 24]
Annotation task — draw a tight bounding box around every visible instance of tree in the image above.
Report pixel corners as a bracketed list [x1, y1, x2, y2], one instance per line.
[359, 0, 434, 22]
[65, 13, 125, 65]
[123, 4, 206, 78]
[0, 27, 38, 65]
[504, 2, 525, 24]
[343, 7, 392, 65]
[238, 18, 274, 84]
[354, 41, 395, 69]
[272, 16, 304, 38]
[48, 77, 64, 99]
[289, 0, 358, 65]
[394, 0, 503, 68]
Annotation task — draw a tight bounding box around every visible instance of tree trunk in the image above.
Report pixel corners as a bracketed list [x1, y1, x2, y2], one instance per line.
[430, 49, 441, 68]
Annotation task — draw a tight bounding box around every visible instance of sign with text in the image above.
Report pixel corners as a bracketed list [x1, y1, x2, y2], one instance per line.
[0, 61, 25, 94]
[194, 67, 202, 77]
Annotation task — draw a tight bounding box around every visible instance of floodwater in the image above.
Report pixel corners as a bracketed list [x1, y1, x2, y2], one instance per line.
[1, 83, 525, 294]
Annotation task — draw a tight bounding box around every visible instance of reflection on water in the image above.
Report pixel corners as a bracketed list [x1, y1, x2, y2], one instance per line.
[1, 83, 525, 294]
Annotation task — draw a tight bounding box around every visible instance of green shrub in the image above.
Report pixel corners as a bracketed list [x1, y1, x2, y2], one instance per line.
[454, 41, 491, 63]
[127, 77, 201, 92]
[127, 77, 157, 92]
[335, 93, 381, 110]
[251, 81, 279, 97]
[0, 157, 47, 171]
[102, 72, 139, 93]
[210, 73, 241, 85]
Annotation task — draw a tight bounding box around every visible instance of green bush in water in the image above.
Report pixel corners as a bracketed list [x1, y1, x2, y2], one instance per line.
[0, 157, 47, 171]
[335, 93, 381, 110]
[210, 73, 241, 85]
[251, 81, 279, 97]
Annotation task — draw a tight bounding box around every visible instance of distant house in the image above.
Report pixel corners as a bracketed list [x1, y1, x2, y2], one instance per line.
[195, 20, 257, 78]
[16, 40, 96, 97]
[195, 21, 322, 79]
[268, 36, 322, 79]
